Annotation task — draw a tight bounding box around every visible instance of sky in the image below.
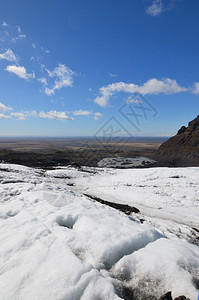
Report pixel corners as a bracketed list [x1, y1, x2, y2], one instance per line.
[0, 0, 199, 137]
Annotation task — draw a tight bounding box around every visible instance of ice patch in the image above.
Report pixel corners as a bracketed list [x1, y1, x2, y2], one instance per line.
[97, 156, 155, 168]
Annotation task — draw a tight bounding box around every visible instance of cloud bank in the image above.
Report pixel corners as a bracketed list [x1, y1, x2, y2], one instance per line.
[94, 78, 188, 107]
[0, 100, 103, 122]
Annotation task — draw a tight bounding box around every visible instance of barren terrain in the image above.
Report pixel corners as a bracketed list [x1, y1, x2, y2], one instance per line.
[0, 137, 167, 168]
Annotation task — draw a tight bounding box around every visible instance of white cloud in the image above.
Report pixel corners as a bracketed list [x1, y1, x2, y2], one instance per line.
[139, 78, 187, 94]
[5, 110, 36, 120]
[0, 113, 10, 119]
[0, 102, 12, 112]
[2, 21, 8, 27]
[10, 112, 27, 120]
[44, 64, 76, 96]
[40, 64, 45, 70]
[192, 82, 199, 95]
[29, 110, 37, 117]
[94, 112, 103, 120]
[5, 65, 35, 80]
[73, 110, 92, 116]
[0, 103, 102, 121]
[40, 46, 50, 54]
[39, 110, 74, 121]
[94, 78, 188, 107]
[11, 34, 26, 42]
[16, 25, 21, 33]
[108, 72, 118, 78]
[146, 0, 177, 17]
[146, 0, 163, 16]
[72, 110, 103, 120]
[19, 34, 26, 39]
[0, 49, 18, 62]
[0, 23, 27, 44]
[126, 96, 143, 104]
[30, 56, 41, 62]
[38, 77, 47, 86]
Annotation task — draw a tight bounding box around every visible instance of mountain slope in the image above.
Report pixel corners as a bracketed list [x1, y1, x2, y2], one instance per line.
[157, 115, 199, 166]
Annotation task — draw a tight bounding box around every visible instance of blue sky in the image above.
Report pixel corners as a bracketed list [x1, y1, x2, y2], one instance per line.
[0, 0, 199, 137]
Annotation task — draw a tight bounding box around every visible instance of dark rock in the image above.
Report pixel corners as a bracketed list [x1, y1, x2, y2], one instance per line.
[174, 296, 190, 300]
[83, 193, 140, 215]
[177, 126, 186, 135]
[157, 115, 199, 166]
[158, 291, 173, 300]
[158, 292, 191, 300]
[139, 218, 145, 223]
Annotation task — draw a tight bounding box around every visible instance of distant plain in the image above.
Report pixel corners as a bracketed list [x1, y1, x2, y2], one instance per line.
[0, 137, 169, 168]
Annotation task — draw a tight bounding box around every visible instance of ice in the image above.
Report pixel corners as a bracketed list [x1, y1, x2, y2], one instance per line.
[97, 156, 155, 168]
[0, 163, 199, 299]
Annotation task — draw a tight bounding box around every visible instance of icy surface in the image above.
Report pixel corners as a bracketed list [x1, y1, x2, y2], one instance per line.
[72, 167, 199, 228]
[97, 156, 155, 168]
[0, 163, 199, 299]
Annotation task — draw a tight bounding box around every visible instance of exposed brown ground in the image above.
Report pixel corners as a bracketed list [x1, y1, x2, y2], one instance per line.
[0, 138, 162, 152]
[0, 137, 167, 168]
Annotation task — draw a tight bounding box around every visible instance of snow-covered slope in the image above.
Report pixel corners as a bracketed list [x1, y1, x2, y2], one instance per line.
[71, 167, 199, 228]
[0, 163, 199, 299]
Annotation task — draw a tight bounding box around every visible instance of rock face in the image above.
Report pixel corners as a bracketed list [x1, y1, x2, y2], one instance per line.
[157, 115, 199, 166]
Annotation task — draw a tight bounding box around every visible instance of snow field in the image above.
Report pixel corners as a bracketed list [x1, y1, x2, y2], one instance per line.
[0, 163, 199, 299]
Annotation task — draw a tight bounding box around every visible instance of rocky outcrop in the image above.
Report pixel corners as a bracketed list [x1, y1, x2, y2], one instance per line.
[158, 291, 173, 300]
[156, 115, 199, 166]
[158, 292, 191, 300]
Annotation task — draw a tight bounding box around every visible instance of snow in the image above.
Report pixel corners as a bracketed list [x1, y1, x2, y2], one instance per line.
[72, 166, 199, 228]
[0, 163, 199, 299]
[113, 238, 199, 299]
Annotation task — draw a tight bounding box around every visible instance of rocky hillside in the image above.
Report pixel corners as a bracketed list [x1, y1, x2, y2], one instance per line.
[157, 115, 199, 166]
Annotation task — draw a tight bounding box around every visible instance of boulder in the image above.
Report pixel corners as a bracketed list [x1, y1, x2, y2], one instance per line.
[158, 291, 173, 300]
